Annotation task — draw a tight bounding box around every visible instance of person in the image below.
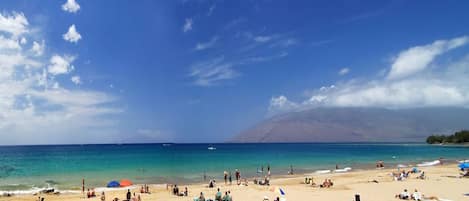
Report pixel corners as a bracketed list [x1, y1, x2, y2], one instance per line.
[137, 193, 141, 201]
[145, 185, 150, 194]
[336, 164, 339, 169]
[82, 179, 85, 193]
[184, 187, 188, 196]
[132, 192, 137, 201]
[229, 172, 232, 185]
[395, 189, 409, 199]
[411, 189, 422, 201]
[209, 179, 215, 188]
[417, 171, 425, 180]
[215, 188, 222, 201]
[224, 170, 228, 184]
[235, 169, 240, 184]
[199, 192, 206, 201]
[227, 191, 232, 201]
[288, 165, 294, 175]
[222, 191, 230, 201]
[100, 192, 105, 201]
[91, 189, 96, 197]
[126, 189, 131, 200]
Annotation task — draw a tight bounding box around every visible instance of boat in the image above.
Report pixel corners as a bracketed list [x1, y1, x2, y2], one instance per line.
[208, 146, 216, 150]
[417, 160, 441, 167]
[334, 167, 352, 173]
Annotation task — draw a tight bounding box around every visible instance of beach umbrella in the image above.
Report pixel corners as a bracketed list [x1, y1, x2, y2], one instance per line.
[107, 180, 120, 188]
[120, 179, 133, 187]
[459, 163, 469, 169]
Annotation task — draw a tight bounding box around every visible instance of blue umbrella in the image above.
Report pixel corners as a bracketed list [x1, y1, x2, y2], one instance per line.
[458, 163, 469, 169]
[107, 180, 120, 188]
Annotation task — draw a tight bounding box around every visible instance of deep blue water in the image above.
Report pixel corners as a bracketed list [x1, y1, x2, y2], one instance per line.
[0, 143, 468, 193]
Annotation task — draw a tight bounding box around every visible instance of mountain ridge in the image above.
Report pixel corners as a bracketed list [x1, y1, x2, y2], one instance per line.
[231, 107, 469, 143]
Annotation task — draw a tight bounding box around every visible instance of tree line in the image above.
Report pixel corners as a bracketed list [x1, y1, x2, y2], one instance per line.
[426, 130, 469, 144]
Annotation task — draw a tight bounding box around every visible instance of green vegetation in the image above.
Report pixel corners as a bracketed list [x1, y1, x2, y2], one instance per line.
[426, 130, 469, 144]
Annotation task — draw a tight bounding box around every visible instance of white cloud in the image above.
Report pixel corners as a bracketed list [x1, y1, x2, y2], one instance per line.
[20, 37, 26, 44]
[71, 75, 81, 85]
[0, 10, 121, 145]
[269, 36, 469, 114]
[48, 55, 75, 75]
[0, 35, 21, 50]
[62, 0, 81, 13]
[268, 95, 299, 114]
[387, 36, 469, 80]
[338, 68, 350, 75]
[0, 12, 28, 37]
[63, 24, 82, 43]
[189, 57, 239, 86]
[244, 52, 288, 63]
[183, 18, 193, 33]
[31, 40, 45, 56]
[254, 35, 272, 43]
[194, 36, 218, 51]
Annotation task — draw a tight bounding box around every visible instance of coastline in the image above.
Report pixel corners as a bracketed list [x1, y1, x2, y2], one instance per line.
[1, 162, 468, 201]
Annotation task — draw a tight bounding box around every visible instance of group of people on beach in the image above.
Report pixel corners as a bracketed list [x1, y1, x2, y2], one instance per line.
[139, 184, 150, 194]
[170, 184, 188, 197]
[391, 168, 425, 181]
[395, 189, 440, 201]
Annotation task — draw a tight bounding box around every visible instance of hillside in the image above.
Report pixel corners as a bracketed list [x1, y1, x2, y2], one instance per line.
[231, 108, 469, 142]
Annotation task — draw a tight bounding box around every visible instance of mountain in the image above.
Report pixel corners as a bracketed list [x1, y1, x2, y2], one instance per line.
[231, 107, 469, 142]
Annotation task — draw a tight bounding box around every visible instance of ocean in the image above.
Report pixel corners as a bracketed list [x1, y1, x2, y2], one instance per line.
[0, 143, 467, 194]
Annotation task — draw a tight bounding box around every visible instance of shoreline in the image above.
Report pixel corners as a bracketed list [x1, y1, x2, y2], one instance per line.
[2, 162, 468, 201]
[1, 159, 464, 196]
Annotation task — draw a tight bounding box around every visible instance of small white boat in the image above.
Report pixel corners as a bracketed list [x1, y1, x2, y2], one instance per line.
[417, 160, 440, 167]
[334, 167, 352, 173]
[315, 170, 331, 174]
[208, 146, 216, 150]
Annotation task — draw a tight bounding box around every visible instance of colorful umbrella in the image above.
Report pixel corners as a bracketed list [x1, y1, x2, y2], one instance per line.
[107, 180, 120, 188]
[459, 163, 469, 169]
[120, 179, 133, 187]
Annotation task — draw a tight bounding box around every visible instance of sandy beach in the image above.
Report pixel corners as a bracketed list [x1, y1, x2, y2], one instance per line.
[2, 163, 467, 201]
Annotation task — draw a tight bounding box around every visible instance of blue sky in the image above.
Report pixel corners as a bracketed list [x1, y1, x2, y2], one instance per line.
[1, 0, 469, 144]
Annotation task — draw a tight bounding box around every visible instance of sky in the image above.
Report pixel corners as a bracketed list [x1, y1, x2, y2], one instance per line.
[1, 0, 469, 145]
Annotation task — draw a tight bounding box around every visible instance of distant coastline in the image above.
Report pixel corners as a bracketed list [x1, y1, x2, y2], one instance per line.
[426, 130, 469, 145]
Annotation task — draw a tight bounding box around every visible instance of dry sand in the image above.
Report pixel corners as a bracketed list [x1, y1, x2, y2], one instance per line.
[2, 164, 468, 201]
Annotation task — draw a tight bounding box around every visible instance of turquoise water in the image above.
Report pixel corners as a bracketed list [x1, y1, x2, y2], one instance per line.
[0, 143, 468, 193]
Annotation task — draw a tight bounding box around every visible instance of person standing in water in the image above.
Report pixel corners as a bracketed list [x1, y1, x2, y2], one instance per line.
[224, 170, 228, 184]
[229, 171, 232, 185]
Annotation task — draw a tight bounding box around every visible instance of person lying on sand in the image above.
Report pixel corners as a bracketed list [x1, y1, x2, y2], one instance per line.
[395, 189, 409, 200]
[319, 179, 333, 188]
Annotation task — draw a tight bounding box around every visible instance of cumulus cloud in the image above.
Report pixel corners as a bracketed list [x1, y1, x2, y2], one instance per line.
[195, 36, 218, 51]
[31, 40, 45, 56]
[269, 36, 469, 114]
[62, 0, 81, 13]
[268, 96, 299, 114]
[388, 36, 469, 80]
[63, 24, 82, 43]
[48, 55, 75, 75]
[0, 35, 21, 50]
[183, 18, 193, 33]
[189, 57, 239, 86]
[338, 68, 350, 75]
[71, 75, 81, 85]
[0, 11, 120, 145]
[0, 12, 28, 37]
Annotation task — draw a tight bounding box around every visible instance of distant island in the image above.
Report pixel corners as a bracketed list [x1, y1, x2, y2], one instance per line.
[426, 130, 469, 144]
